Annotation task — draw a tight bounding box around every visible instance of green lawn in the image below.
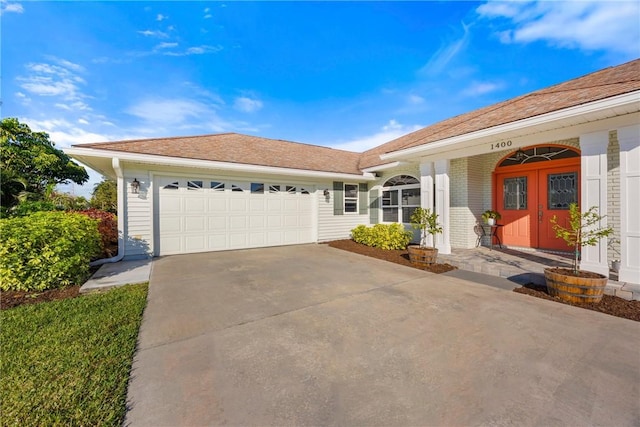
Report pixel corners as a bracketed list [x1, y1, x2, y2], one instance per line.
[1, 284, 148, 427]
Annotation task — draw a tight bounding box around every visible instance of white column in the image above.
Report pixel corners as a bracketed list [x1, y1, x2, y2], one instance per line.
[420, 161, 435, 247]
[579, 131, 609, 276]
[435, 159, 451, 254]
[617, 125, 640, 285]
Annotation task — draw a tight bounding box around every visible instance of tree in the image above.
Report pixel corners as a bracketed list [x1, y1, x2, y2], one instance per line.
[91, 179, 117, 213]
[0, 118, 88, 209]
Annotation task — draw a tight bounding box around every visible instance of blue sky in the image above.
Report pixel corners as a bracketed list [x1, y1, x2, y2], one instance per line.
[2, 1, 639, 196]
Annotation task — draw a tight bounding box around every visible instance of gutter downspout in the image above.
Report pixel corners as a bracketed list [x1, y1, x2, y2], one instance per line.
[90, 157, 126, 266]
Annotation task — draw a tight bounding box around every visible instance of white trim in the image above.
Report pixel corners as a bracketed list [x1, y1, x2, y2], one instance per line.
[361, 161, 401, 173]
[64, 147, 376, 181]
[381, 91, 640, 161]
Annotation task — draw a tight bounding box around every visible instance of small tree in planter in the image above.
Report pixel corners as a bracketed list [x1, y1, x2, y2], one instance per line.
[407, 207, 443, 265]
[545, 203, 613, 304]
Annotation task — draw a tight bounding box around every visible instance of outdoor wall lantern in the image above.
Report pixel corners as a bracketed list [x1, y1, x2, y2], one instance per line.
[323, 189, 330, 197]
[131, 178, 140, 194]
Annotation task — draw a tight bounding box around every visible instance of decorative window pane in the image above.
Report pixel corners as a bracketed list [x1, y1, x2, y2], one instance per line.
[187, 180, 203, 190]
[499, 146, 579, 167]
[251, 183, 264, 194]
[231, 184, 244, 192]
[286, 186, 296, 193]
[210, 181, 225, 191]
[383, 175, 420, 186]
[503, 177, 527, 210]
[269, 185, 281, 193]
[163, 181, 179, 190]
[344, 184, 358, 213]
[548, 172, 577, 210]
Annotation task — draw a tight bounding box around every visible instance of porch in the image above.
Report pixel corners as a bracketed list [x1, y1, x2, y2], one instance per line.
[437, 247, 639, 301]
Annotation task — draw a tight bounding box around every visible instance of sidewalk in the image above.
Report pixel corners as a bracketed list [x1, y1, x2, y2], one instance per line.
[80, 258, 153, 293]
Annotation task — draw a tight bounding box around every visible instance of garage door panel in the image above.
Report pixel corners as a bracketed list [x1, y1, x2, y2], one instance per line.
[229, 216, 247, 229]
[208, 216, 227, 230]
[208, 198, 227, 211]
[230, 199, 247, 212]
[185, 197, 205, 212]
[157, 176, 314, 255]
[185, 217, 205, 232]
[185, 235, 206, 252]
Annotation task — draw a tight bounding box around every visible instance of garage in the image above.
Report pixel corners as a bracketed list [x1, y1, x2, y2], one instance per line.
[155, 176, 315, 255]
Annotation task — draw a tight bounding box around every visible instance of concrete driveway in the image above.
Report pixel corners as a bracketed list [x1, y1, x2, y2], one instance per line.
[125, 244, 639, 426]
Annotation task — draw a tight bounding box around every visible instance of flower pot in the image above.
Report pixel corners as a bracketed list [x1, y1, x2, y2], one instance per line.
[611, 260, 620, 272]
[544, 267, 608, 304]
[407, 245, 438, 265]
[486, 218, 496, 226]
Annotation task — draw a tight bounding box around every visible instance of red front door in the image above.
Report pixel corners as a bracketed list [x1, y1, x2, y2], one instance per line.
[495, 150, 580, 251]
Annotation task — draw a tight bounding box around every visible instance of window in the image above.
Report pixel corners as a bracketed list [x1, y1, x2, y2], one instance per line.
[286, 185, 296, 194]
[210, 181, 225, 191]
[300, 188, 310, 195]
[269, 185, 281, 193]
[503, 177, 527, 210]
[251, 183, 264, 194]
[548, 172, 577, 210]
[187, 180, 203, 190]
[344, 184, 358, 213]
[381, 175, 421, 223]
[231, 184, 244, 192]
[163, 181, 179, 190]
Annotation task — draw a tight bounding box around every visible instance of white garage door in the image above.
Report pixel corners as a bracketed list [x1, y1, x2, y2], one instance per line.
[156, 176, 315, 255]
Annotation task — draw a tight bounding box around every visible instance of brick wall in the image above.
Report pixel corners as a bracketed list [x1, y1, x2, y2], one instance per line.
[607, 131, 621, 266]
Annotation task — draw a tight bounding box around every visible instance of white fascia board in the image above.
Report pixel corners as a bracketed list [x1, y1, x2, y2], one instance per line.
[361, 161, 401, 173]
[381, 91, 640, 161]
[64, 147, 376, 181]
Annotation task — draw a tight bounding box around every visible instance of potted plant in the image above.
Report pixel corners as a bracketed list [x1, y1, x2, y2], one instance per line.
[407, 207, 443, 266]
[545, 203, 613, 304]
[481, 210, 501, 226]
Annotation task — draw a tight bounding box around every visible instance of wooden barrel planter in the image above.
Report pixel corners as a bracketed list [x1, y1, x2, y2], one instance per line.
[408, 245, 438, 266]
[544, 268, 608, 304]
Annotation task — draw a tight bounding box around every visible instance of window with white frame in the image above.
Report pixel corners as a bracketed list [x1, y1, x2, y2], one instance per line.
[344, 183, 358, 213]
[381, 175, 420, 223]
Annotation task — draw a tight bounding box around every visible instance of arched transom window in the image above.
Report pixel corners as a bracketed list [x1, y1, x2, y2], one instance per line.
[382, 175, 421, 223]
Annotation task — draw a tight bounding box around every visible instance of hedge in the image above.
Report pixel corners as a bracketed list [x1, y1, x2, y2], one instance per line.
[0, 212, 101, 291]
[351, 223, 413, 250]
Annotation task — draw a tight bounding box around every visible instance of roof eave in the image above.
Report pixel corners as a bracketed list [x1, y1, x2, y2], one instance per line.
[64, 147, 376, 181]
[381, 90, 640, 161]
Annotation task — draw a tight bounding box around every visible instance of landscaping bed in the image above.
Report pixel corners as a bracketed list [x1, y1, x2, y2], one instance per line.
[326, 239, 457, 274]
[1, 285, 81, 310]
[327, 239, 639, 322]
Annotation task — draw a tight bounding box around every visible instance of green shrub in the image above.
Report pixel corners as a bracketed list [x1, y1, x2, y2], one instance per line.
[0, 212, 102, 291]
[351, 223, 413, 250]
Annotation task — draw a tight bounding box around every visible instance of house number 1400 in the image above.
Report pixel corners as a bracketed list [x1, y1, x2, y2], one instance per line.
[491, 140, 512, 150]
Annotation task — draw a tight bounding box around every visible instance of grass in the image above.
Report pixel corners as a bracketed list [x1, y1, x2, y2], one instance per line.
[1, 283, 148, 427]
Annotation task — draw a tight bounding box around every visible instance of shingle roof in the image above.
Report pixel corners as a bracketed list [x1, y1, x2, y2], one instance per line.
[77, 133, 363, 175]
[359, 58, 640, 169]
[76, 59, 639, 175]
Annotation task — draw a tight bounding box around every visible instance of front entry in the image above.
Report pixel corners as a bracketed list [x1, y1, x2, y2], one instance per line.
[494, 146, 580, 251]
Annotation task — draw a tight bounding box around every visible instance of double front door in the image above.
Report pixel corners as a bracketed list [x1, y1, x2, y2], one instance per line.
[496, 163, 580, 251]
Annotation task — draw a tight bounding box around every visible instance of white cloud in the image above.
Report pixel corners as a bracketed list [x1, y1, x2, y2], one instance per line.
[161, 44, 223, 56]
[156, 42, 178, 49]
[156, 13, 167, 21]
[407, 94, 425, 105]
[1, 2, 23, 14]
[126, 98, 216, 126]
[329, 120, 422, 152]
[477, 0, 640, 57]
[137, 29, 168, 38]
[461, 81, 504, 97]
[233, 96, 263, 113]
[78, 118, 89, 125]
[420, 22, 470, 76]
